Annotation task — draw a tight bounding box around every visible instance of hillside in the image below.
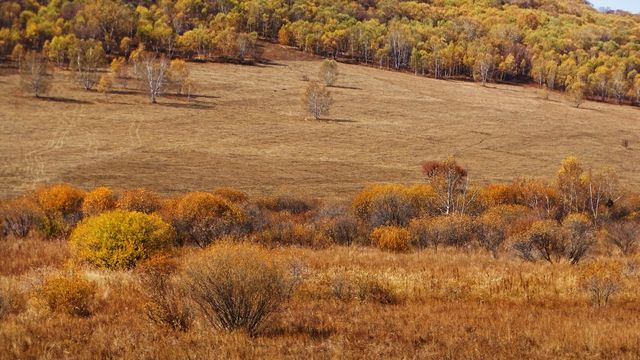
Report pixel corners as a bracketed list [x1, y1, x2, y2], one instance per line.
[1, 43, 639, 198]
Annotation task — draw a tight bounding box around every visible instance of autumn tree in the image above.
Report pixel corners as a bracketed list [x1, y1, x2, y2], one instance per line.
[567, 77, 586, 108]
[167, 59, 191, 94]
[319, 59, 339, 86]
[422, 157, 474, 215]
[139, 52, 169, 104]
[20, 51, 52, 98]
[556, 156, 587, 215]
[303, 81, 332, 120]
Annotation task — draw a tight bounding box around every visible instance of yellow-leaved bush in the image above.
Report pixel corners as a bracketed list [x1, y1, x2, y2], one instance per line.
[82, 187, 117, 216]
[370, 225, 411, 252]
[69, 210, 175, 269]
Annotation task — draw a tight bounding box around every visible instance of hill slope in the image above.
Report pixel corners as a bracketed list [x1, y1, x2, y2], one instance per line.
[1, 44, 639, 198]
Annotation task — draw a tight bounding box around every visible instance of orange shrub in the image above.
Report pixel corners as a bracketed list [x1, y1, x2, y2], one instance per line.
[370, 226, 411, 252]
[168, 192, 245, 247]
[82, 187, 117, 216]
[116, 188, 162, 214]
[38, 273, 97, 317]
[36, 184, 85, 217]
[212, 187, 249, 203]
[478, 183, 519, 207]
[36, 184, 85, 237]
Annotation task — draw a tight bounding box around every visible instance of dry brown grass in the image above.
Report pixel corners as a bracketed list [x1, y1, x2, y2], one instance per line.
[0, 238, 69, 276]
[0, 241, 639, 359]
[1, 44, 640, 199]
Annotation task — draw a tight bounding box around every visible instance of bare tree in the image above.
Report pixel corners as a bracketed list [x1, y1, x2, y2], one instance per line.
[319, 59, 339, 86]
[20, 51, 52, 98]
[303, 81, 332, 120]
[139, 52, 169, 104]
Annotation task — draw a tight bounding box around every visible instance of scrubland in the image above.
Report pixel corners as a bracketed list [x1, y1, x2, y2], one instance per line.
[1, 167, 639, 359]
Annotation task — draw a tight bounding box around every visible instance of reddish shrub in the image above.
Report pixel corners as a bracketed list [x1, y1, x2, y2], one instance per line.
[116, 188, 162, 214]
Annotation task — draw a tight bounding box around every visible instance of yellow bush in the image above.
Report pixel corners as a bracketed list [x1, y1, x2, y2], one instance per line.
[82, 187, 117, 216]
[69, 210, 175, 269]
[371, 226, 411, 252]
[168, 192, 245, 247]
[116, 188, 162, 214]
[38, 273, 97, 317]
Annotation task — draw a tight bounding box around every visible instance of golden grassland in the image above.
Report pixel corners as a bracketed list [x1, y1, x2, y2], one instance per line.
[1, 238, 639, 359]
[1, 44, 640, 199]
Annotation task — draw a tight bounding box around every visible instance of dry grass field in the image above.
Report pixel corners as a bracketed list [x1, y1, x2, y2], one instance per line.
[1, 44, 639, 199]
[1, 239, 639, 360]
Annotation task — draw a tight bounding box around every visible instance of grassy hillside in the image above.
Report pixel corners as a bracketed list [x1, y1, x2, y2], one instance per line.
[1, 43, 639, 198]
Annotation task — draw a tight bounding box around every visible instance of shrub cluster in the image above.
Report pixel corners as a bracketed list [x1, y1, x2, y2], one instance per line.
[69, 210, 175, 269]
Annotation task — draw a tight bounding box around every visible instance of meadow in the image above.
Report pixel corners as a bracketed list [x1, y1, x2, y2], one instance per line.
[1, 44, 639, 200]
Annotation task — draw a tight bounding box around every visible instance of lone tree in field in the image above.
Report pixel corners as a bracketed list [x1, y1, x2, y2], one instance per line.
[138, 52, 169, 104]
[319, 59, 339, 86]
[20, 51, 52, 98]
[303, 81, 332, 120]
[69, 39, 105, 90]
[168, 59, 191, 95]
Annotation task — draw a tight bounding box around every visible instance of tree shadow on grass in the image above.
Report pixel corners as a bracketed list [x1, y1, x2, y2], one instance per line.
[159, 102, 215, 110]
[317, 117, 357, 123]
[109, 89, 144, 96]
[169, 93, 221, 100]
[38, 96, 93, 105]
[329, 84, 362, 90]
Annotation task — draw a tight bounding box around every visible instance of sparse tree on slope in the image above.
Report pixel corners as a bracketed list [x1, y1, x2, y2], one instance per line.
[303, 81, 332, 120]
[20, 51, 52, 98]
[319, 59, 339, 86]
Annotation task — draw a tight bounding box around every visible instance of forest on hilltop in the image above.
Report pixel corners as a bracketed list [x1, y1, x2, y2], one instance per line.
[2, 0, 640, 104]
